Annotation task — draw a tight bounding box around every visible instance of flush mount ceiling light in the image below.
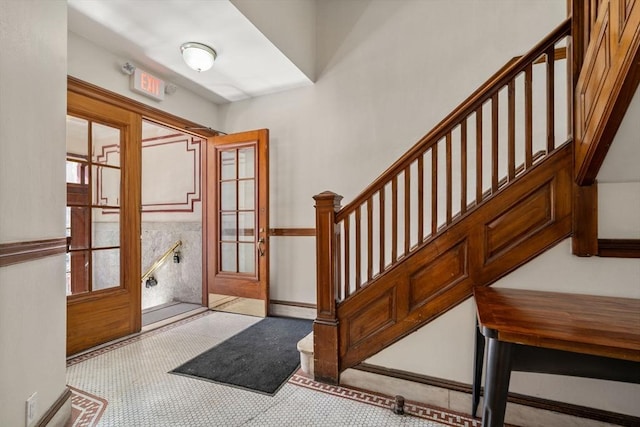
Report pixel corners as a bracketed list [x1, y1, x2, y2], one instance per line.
[180, 42, 217, 72]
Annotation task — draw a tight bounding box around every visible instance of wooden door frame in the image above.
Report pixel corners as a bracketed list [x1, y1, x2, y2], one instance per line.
[68, 76, 220, 309]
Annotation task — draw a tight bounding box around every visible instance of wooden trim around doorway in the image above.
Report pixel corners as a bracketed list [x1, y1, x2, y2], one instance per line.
[0, 237, 68, 268]
[67, 76, 221, 138]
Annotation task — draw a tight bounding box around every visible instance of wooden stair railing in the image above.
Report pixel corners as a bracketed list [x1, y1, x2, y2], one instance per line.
[314, 19, 573, 384]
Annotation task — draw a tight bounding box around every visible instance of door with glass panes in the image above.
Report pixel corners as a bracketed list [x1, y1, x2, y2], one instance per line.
[66, 91, 141, 356]
[206, 129, 269, 317]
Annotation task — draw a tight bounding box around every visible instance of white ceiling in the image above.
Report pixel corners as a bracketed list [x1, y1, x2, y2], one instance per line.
[67, 0, 313, 104]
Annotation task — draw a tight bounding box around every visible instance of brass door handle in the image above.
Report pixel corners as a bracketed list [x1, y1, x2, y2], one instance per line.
[257, 237, 265, 256]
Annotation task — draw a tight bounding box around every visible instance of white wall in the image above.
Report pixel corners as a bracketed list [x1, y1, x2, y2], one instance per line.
[230, 0, 316, 82]
[0, 1, 68, 426]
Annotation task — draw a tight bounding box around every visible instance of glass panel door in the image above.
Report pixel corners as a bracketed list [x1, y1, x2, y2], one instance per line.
[66, 114, 121, 295]
[206, 129, 269, 317]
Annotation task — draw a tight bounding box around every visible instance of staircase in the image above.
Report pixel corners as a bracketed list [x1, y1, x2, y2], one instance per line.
[312, 1, 640, 385]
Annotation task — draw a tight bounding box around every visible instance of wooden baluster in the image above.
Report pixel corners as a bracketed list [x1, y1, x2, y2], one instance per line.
[476, 107, 483, 204]
[417, 156, 424, 243]
[343, 215, 350, 297]
[446, 132, 452, 224]
[313, 191, 343, 384]
[379, 188, 385, 273]
[431, 144, 438, 235]
[461, 120, 468, 215]
[508, 80, 516, 181]
[546, 45, 555, 153]
[355, 206, 361, 291]
[525, 64, 533, 169]
[392, 176, 398, 263]
[491, 93, 499, 193]
[367, 197, 373, 281]
[404, 166, 411, 255]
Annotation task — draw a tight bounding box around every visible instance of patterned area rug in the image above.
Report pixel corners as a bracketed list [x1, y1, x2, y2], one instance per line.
[289, 373, 481, 427]
[67, 386, 107, 427]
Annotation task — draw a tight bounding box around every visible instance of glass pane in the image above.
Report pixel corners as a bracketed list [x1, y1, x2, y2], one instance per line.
[220, 150, 236, 180]
[68, 206, 90, 250]
[238, 147, 255, 179]
[220, 181, 236, 211]
[67, 115, 88, 160]
[93, 248, 120, 290]
[221, 212, 237, 241]
[92, 123, 120, 167]
[238, 180, 255, 210]
[68, 251, 89, 295]
[66, 207, 71, 237]
[93, 165, 120, 207]
[238, 212, 255, 242]
[239, 243, 255, 274]
[93, 208, 119, 248]
[220, 242, 237, 272]
[66, 161, 88, 184]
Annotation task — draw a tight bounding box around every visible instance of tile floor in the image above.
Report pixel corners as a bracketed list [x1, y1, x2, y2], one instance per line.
[67, 311, 480, 427]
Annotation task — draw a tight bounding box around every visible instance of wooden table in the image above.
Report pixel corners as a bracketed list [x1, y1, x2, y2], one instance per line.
[472, 287, 640, 427]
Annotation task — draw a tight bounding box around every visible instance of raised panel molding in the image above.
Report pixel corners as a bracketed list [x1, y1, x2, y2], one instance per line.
[620, 0, 636, 36]
[484, 181, 554, 262]
[346, 288, 396, 349]
[579, 8, 611, 130]
[336, 144, 573, 371]
[409, 240, 468, 311]
[575, 0, 640, 184]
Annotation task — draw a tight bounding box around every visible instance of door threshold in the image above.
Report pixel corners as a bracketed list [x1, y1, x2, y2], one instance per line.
[141, 306, 209, 332]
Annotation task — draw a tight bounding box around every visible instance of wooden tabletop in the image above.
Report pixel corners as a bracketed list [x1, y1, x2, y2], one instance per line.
[474, 287, 640, 362]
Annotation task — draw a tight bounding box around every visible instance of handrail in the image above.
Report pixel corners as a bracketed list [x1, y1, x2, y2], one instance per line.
[336, 18, 571, 221]
[141, 240, 182, 282]
[320, 18, 572, 300]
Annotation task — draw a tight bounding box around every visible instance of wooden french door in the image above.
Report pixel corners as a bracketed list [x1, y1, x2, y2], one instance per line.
[206, 129, 269, 317]
[66, 91, 141, 355]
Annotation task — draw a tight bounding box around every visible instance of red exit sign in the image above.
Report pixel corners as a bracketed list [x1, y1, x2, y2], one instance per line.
[131, 68, 165, 101]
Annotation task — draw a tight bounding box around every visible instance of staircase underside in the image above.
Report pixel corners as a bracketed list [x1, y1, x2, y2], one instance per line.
[336, 143, 573, 370]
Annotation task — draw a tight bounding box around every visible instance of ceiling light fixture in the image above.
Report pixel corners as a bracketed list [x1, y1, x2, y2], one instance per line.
[180, 42, 217, 72]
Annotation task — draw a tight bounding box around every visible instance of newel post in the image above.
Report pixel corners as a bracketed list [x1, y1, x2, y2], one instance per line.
[313, 191, 343, 384]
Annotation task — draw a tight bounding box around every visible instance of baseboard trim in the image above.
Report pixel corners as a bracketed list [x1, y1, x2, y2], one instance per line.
[355, 363, 640, 426]
[598, 239, 640, 258]
[269, 300, 316, 320]
[36, 387, 72, 427]
[270, 299, 316, 309]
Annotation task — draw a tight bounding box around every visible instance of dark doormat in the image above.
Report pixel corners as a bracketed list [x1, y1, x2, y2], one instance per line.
[170, 316, 313, 395]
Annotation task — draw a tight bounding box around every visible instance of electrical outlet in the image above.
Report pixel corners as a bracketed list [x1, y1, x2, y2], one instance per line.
[26, 392, 37, 426]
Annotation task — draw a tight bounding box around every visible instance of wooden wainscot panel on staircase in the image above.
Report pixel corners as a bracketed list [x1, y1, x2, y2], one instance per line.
[477, 144, 573, 284]
[575, 0, 640, 184]
[314, 21, 574, 381]
[484, 182, 554, 263]
[336, 144, 573, 371]
[408, 239, 468, 312]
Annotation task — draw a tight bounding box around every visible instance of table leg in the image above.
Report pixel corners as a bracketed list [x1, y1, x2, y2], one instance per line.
[472, 319, 485, 417]
[482, 338, 513, 427]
